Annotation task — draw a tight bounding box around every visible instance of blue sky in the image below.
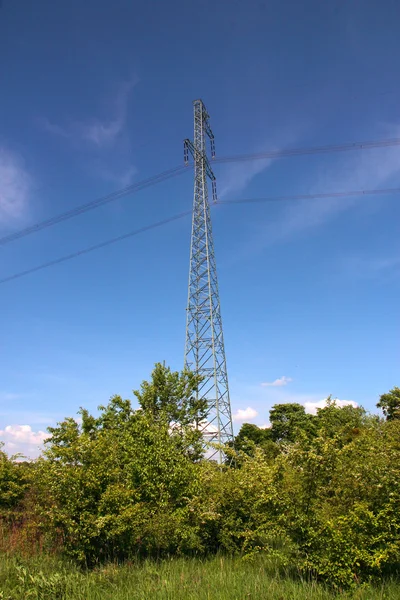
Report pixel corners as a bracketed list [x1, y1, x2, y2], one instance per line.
[1, 0, 399, 456]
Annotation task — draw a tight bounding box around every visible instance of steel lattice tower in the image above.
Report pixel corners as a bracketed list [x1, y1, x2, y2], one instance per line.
[184, 99, 234, 462]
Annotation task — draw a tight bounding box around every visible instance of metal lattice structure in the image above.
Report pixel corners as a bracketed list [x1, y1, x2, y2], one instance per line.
[184, 99, 234, 462]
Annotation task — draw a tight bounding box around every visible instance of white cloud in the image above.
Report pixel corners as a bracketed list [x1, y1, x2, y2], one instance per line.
[232, 407, 258, 422]
[199, 420, 219, 434]
[169, 419, 219, 436]
[304, 398, 358, 415]
[261, 376, 292, 387]
[0, 424, 46, 444]
[0, 425, 47, 458]
[0, 147, 31, 225]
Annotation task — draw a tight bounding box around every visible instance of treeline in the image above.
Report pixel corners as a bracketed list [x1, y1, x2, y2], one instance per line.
[1, 364, 399, 588]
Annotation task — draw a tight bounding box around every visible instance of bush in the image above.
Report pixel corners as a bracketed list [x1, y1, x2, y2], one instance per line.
[1, 372, 399, 590]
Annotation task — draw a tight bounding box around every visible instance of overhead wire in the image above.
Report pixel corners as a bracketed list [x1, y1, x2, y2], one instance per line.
[217, 187, 400, 205]
[0, 165, 187, 247]
[213, 137, 400, 164]
[1, 136, 400, 249]
[0, 211, 192, 285]
[1, 185, 399, 286]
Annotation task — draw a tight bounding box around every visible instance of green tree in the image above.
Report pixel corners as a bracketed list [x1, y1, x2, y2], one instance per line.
[232, 423, 278, 460]
[269, 403, 316, 443]
[377, 386, 400, 420]
[0, 443, 29, 517]
[133, 362, 206, 460]
[314, 397, 369, 443]
[36, 363, 206, 563]
[296, 417, 400, 586]
[218, 412, 400, 587]
[134, 362, 205, 422]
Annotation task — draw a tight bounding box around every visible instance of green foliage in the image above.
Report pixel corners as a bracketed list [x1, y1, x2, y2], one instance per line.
[282, 417, 400, 587]
[134, 363, 206, 423]
[1, 377, 400, 591]
[1, 554, 400, 600]
[269, 403, 316, 443]
[0, 444, 29, 518]
[314, 397, 369, 441]
[13, 564, 83, 600]
[222, 397, 400, 587]
[377, 387, 400, 420]
[35, 364, 206, 564]
[231, 423, 278, 460]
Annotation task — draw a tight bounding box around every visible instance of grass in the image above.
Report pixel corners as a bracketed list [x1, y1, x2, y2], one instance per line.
[1, 553, 400, 600]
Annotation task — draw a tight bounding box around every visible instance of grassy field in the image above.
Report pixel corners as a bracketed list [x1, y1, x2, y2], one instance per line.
[1, 554, 399, 600]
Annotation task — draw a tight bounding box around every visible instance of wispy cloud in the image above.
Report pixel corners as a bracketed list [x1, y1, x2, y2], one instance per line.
[79, 77, 137, 148]
[218, 158, 274, 198]
[251, 126, 400, 248]
[343, 254, 400, 281]
[0, 391, 25, 402]
[39, 75, 138, 186]
[232, 406, 258, 422]
[96, 164, 138, 188]
[39, 119, 71, 139]
[226, 123, 400, 265]
[261, 376, 292, 387]
[367, 256, 400, 271]
[40, 76, 137, 149]
[217, 123, 305, 198]
[0, 147, 32, 226]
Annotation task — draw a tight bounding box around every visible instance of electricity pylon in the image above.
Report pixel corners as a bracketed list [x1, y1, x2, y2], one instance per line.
[184, 99, 234, 462]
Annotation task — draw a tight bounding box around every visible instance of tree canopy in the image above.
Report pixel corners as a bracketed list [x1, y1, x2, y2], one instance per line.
[377, 386, 400, 420]
[1, 369, 399, 589]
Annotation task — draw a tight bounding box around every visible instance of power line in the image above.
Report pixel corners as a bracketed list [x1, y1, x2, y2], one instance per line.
[2, 136, 400, 250]
[0, 165, 187, 247]
[0, 211, 192, 285]
[217, 187, 400, 205]
[1, 185, 398, 286]
[213, 137, 400, 164]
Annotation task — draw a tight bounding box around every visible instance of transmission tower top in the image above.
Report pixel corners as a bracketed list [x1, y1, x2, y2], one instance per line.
[184, 100, 217, 203]
[184, 99, 234, 462]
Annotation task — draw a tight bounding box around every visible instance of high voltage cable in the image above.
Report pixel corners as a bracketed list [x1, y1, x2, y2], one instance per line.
[0, 165, 187, 247]
[1, 186, 398, 286]
[216, 187, 400, 205]
[0, 211, 192, 285]
[1, 136, 400, 249]
[213, 137, 400, 164]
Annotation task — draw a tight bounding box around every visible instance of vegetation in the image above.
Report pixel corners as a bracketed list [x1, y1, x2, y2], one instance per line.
[1, 364, 399, 598]
[1, 553, 400, 600]
[376, 386, 400, 421]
